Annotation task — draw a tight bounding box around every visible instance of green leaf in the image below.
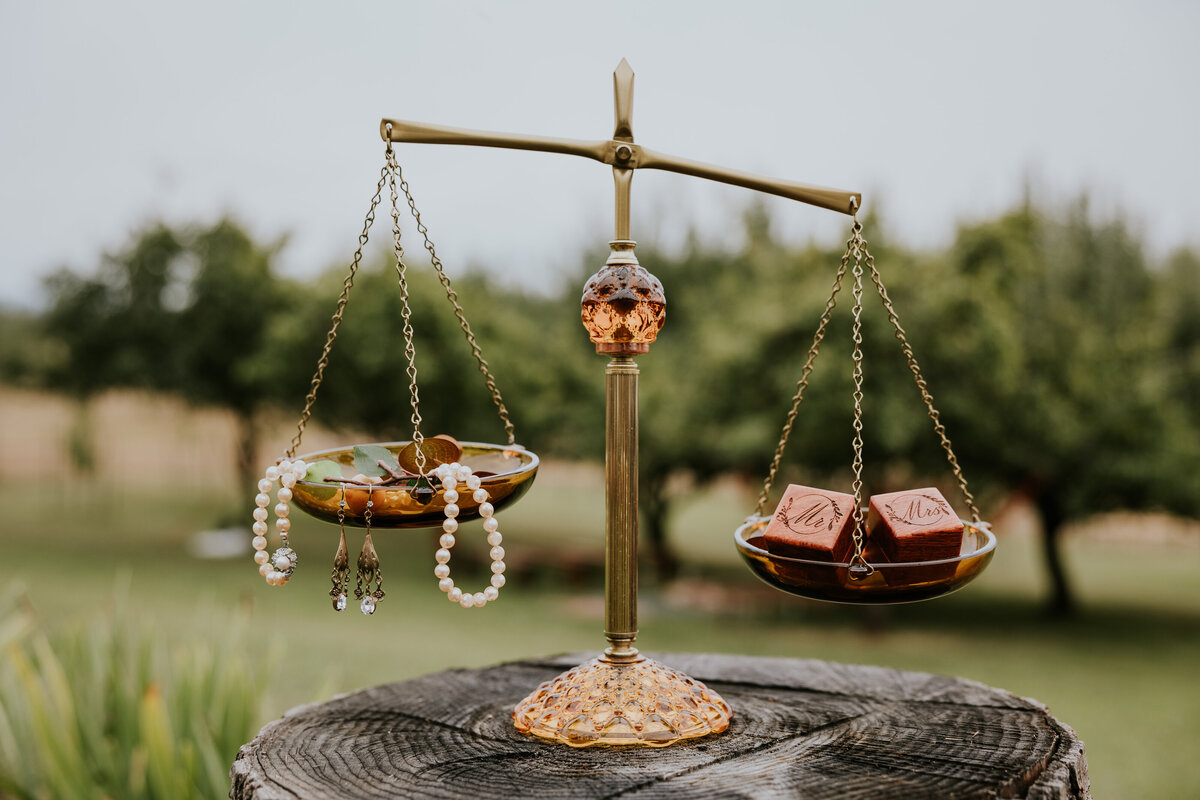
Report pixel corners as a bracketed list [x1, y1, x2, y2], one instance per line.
[304, 460, 344, 483]
[352, 445, 398, 478]
[302, 460, 344, 500]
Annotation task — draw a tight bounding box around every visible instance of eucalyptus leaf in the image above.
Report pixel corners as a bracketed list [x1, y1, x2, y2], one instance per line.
[303, 460, 344, 500]
[304, 460, 344, 483]
[353, 445, 399, 478]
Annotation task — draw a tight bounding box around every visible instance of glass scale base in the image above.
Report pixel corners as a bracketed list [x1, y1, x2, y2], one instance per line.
[512, 654, 732, 747]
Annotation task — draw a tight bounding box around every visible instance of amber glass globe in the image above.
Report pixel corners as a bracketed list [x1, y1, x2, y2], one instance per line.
[580, 241, 665, 355]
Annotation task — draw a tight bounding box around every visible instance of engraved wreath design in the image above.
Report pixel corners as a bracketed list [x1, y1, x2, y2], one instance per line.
[777, 494, 843, 535]
[882, 492, 952, 528]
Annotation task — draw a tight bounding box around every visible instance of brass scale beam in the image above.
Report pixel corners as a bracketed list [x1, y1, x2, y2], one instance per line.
[382, 59, 860, 667]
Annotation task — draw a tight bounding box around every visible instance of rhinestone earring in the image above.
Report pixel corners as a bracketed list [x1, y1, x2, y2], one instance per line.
[330, 485, 351, 611]
[354, 489, 385, 615]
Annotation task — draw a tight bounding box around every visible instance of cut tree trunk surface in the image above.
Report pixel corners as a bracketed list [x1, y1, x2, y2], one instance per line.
[231, 652, 1089, 800]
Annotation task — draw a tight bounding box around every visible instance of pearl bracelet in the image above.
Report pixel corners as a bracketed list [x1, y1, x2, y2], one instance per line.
[252, 458, 304, 586]
[432, 462, 506, 608]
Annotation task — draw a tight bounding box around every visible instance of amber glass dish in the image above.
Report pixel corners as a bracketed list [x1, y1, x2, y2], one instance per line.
[290, 442, 538, 529]
[734, 516, 995, 604]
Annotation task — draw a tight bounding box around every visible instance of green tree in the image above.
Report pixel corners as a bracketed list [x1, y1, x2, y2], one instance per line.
[175, 219, 285, 493]
[0, 308, 56, 387]
[256, 251, 590, 457]
[901, 203, 1200, 614]
[41, 224, 184, 471]
[41, 219, 285, 492]
[1160, 247, 1200, 433]
[559, 201, 1200, 611]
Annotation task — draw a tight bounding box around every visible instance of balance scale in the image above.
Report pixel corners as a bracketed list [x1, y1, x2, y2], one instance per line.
[250, 60, 996, 749]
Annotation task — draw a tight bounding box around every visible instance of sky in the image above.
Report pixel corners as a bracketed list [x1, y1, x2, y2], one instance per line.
[2, 0, 1197, 308]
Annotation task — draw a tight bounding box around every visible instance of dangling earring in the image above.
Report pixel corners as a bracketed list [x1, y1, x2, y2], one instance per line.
[354, 488, 385, 615]
[330, 485, 351, 611]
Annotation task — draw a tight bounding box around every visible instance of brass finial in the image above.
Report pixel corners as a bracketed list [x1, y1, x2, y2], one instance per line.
[613, 59, 635, 143]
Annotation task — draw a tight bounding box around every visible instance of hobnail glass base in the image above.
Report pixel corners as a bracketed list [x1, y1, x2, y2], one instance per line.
[512, 655, 732, 747]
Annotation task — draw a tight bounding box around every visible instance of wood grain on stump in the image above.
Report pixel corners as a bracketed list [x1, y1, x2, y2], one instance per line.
[231, 652, 1089, 799]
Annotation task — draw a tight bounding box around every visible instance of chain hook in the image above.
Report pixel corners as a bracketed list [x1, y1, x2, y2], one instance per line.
[847, 549, 875, 581]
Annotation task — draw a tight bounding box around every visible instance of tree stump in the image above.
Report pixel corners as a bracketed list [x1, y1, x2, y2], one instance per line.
[231, 652, 1089, 799]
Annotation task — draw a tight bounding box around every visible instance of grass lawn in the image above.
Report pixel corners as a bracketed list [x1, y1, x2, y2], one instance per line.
[1, 470, 1198, 799]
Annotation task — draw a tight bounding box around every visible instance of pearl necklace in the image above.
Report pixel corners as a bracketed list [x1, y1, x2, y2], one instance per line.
[432, 462, 506, 608]
[252, 458, 305, 585]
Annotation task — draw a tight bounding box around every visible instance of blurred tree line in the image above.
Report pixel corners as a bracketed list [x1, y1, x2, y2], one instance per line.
[3, 201, 1197, 616]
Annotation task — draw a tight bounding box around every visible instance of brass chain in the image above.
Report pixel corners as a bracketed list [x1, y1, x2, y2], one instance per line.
[394, 166, 517, 445]
[860, 236, 982, 523]
[386, 144, 428, 476]
[847, 219, 870, 568]
[287, 158, 389, 458]
[753, 238, 852, 516]
[756, 209, 981, 569]
[288, 129, 516, 464]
